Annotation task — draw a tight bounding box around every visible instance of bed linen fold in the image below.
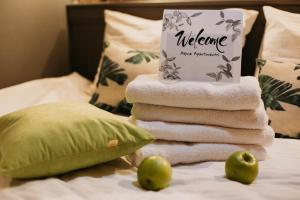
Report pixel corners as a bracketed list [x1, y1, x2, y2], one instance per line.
[0, 139, 299, 200]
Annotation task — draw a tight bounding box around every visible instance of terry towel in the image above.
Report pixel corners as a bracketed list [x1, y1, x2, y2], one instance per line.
[131, 118, 274, 146]
[128, 141, 267, 166]
[132, 101, 268, 129]
[126, 74, 261, 110]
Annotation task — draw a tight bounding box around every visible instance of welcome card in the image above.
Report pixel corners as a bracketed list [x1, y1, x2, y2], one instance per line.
[159, 9, 243, 82]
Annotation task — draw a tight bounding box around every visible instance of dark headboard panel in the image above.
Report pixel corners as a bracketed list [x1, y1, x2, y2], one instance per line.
[67, 0, 300, 80]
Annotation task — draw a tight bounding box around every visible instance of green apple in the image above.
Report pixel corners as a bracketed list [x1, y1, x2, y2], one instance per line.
[137, 156, 172, 191]
[225, 151, 258, 184]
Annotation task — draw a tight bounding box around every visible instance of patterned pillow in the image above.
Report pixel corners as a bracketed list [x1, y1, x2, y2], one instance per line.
[89, 41, 159, 115]
[89, 9, 258, 115]
[260, 6, 300, 64]
[88, 10, 161, 115]
[256, 59, 300, 139]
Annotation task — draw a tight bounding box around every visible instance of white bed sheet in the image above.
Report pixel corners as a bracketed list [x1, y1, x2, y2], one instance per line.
[0, 74, 299, 200]
[0, 139, 299, 200]
[0, 72, 91, 116]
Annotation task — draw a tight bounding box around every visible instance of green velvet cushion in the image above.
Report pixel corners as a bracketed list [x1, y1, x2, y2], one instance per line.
[0, 102, 154, 179]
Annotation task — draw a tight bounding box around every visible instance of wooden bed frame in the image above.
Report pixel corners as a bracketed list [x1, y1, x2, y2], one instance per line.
[66, 0, 300, 80]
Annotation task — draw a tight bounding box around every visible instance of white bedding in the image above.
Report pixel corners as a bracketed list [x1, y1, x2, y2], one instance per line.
[0, 74, 299, 200]
[0, 139, 299, 200]
[0, 72, 91, 116]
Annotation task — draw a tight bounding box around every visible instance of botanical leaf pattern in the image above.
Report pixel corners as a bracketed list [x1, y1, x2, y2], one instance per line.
[163, 10, 202, 31]
[206, 73, 217, 79]
[89, 93, 115, 113]
[125, 50, 159, 64]
[231, 56, 240, 61]
[89, 93, 132, 116]
[115, 98, 132, 116]
[256, 58, 267, 74]
[216, 21, 224, 25]
[257, 59, 300, 139]
[92, 44, 162, 116]
[103, 41, 109, 49]
[220, 11, 225, 18]
[275, 132, 300, 139]
[215, 10, 241, 42]
[206, 55, 239, 81]
[217, 65, 226, 70]
[259, 75, 300, 111]
[97, 55, 128, 86]
[222, 55, 229, 62]
[190, 12, 202, 18]
[159, 50, 181, 80]
[216, 11, 225, 25]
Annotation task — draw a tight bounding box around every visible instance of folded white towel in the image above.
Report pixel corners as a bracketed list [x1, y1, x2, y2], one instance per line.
[128, 141, 267, 166]
[126, 74, 261, 110]
[132, 101, 268, 129]
[131, 118, 274, 146]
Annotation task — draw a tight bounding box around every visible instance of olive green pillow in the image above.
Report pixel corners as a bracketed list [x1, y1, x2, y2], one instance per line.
[0, 102, 154, 179]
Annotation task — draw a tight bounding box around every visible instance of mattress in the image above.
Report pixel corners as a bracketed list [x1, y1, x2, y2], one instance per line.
[0, 73, 299, 200]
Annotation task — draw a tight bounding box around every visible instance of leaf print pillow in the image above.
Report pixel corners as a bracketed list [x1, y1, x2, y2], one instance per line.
[89, 41, 159, 116]
[87, 10, 161, 116]
[256, 59, 300, 139]
[87, 9, 258, 115]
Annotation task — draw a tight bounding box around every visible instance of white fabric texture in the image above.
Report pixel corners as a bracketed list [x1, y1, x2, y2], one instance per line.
[126, 74, 262, 110]
[131, 118, 274, 146]
[0, 72, 91, 116]
[104, 9, 257, 50]
[260, 6, 300, 63]
[0, 139, 299, 200]
[128, 141, 267, 166]
[104, 9, 162, 51]
[132, 102, 268, 129]
[0, 78, 299, 199]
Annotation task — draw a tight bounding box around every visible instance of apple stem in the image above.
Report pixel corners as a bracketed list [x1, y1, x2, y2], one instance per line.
[243, 153, 253, 163]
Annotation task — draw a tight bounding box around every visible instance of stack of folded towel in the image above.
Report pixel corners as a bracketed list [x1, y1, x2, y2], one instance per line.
[126, 74, 274, 166]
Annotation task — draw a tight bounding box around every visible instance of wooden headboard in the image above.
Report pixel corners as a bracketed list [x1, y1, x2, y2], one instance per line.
[66, 0, 300, 80]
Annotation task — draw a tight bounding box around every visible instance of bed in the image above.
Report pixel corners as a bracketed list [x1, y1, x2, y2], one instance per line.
[0, 0, 300, 199]
[0, 73, 299, 199]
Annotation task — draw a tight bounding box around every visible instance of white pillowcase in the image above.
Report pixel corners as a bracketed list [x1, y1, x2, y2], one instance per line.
[104, 9, 257, 48]
[104, 10, 162, 51]
[260, 6, 300, 63]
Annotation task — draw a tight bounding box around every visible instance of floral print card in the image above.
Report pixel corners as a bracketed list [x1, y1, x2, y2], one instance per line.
[159, 10, 243, 82]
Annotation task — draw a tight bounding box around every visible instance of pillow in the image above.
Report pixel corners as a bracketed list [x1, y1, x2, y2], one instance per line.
[89, 10, 161, 115]
[0, 102, 154, 179]
[104, 9, 162, 50]
[89, 41, 159, 115]
[256, 59, 300, 139]
[89, 9, 258, 115]
[102, 9, 258, 49]
[260, 6, 300, 63]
